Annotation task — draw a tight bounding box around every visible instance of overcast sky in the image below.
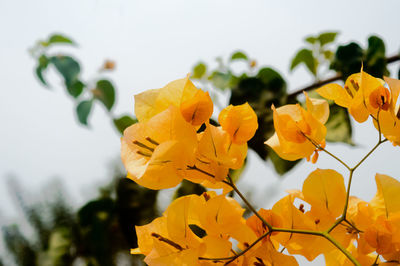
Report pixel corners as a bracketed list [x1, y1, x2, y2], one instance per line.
[1, 0, 400, 262]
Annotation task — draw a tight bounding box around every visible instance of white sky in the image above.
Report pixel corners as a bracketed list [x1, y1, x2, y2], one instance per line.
[1, 0, 400, 263]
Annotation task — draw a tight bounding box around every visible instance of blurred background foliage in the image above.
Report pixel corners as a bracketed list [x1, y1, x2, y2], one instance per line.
[2, 32, 399, 265]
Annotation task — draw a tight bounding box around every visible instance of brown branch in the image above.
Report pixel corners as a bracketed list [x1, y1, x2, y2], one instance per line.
[288, 54, 400, 97]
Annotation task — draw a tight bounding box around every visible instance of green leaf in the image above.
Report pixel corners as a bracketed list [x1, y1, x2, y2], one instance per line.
[268, 148, 301, 175]
[192, 62, 207, 79]
[323, 50, 334, 60]
[113, 115, 137, 134]
[290, 48, 316, 76]
[67, 80, 85, 98]
[305, 36, 317, 44]
[209, 71, 232, 90]
[325, 104, 354, 145]
[76, 100, 93, 126]
[93, 79, 115, 111]
[330, 42, 363, 80]
[50, 56, 81, 96]
[48, 34, 74, 45]
[318, 32, 338, 46]
[365, 35, 388, 78]
[230, 51, 248, 61]
[35, 66, 47, 86]
[35, 55, 50, 86]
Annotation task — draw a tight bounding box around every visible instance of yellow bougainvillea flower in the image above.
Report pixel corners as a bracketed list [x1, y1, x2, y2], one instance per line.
[133, 193, 257, 265]
[373, 77, 400, 145]
[369, 173, 400, 219]
[185, 122, 247, 187]
[243, 240, 299, 266]
[218, 102, 258, 144]
[316, 70, 389, 123]
[287, 169, 351, 256]
[134, 75, 213, 126]
[265, 92, 328, 161]
[198, 193, 256, 245]
[121, 106, 197, 190]
[271, 195, 320, 261]
[246, 208, 282, 239]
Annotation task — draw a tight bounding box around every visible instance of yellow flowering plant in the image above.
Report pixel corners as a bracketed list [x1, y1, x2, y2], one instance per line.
[121, 70, 400, 266]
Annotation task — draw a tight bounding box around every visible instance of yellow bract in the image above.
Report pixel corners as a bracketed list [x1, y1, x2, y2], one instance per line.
[265, 93, 328, 161]
[135, 75, 213, 125]
[218, 102, 258, 144]
[121, 106, 197, 189]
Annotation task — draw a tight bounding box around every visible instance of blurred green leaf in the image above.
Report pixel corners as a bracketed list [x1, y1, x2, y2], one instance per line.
[290, 48, 316, 76]
[318, 32, 338, 46]
[323, 50, 334, 60]
[113, 115, 137, 134]
[93, 79, 115, 111]
[48, 34, 74, 45]
[365, 35, 388, 78]
[268, 148, 300, 175]
[35, 55, 50, 86]
[305, 36, 317, 44]
[330, 42, 363, 79]
[230, 51, 248, 61]
[67, 80, 85, 98]
[76, 100, 93, 125]
[192, 62, 207, 79]
[36, 66, 47, 86]
[50, 56, 81, 96]
[325, 104, 354, 145]
[209, 71, 232, 90]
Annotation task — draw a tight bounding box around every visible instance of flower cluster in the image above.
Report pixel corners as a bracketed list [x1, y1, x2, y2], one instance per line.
[121, 71, 400, 265]
[121, 75, 258, 190]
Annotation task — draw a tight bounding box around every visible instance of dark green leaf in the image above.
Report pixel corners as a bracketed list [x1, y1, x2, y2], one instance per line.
[50, 56, 81, 96]
[330, 42, 363, 80]
[192, 62, 207, 79]
[365, 35, 388, 78]
[268, 148, 300, 175]
[325, 104, 354, 145]
[93, 80, 115, 111]
[230, 68, 287, 164]
[67, 80, 85, 98]
[230, 51, 248, 61]
[113, 115, 137, 134]
[256, 68, 286, 92]
[305, 36, 317, 44]
[76, 100, 93, 126]
[318, 32, 338, 46]
[398, 67, 400, 79]
[290, 49, 316, 76]
[48, 34, 74, 45]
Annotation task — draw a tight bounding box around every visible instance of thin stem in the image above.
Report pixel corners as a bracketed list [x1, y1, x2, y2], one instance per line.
[341, 170, 354, 220]
[322, 233, 361, 266]
[303, 134, 351, 171]
[186, 165, 215, 178]
[224, 176, 273, 231]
